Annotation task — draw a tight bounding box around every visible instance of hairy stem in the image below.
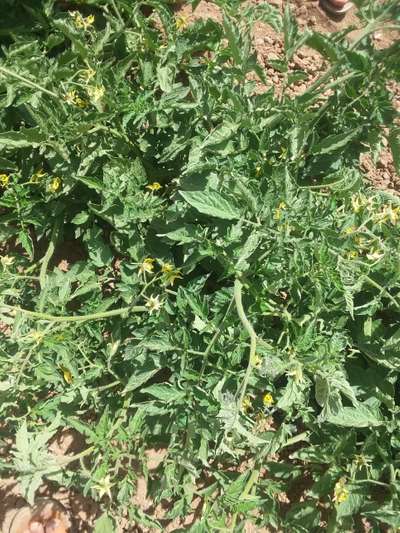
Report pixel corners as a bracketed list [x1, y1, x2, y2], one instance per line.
[2, 304, 147, 323]
[234, 278, 257, 408]
[0, 66, 59, 98]
[199, 294, 235, 380]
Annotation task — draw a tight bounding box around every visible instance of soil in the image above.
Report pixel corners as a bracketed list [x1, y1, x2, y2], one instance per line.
[1, 2, 399, 532]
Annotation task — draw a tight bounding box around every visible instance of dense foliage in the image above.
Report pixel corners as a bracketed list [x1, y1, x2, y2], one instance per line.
[1, 0, 400, 530]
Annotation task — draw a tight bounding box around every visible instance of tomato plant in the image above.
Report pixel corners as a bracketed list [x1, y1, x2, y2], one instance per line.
[0, 0, 400, 530]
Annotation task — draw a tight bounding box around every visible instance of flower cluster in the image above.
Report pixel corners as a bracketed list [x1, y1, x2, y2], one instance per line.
[69, 11, 95, 31]
[138, 258, 182, 286]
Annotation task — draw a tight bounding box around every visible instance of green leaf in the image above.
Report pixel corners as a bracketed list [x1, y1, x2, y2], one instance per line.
[236, 232, 260, 272]
[326, 404, 382, 427]
[363, 506, 400, 528]
[180, 190, 241, 220]
[142, 383, 185, 402]
[315, 374, 329, 407]
[123, 369, 159, 394]
[388, 128, 400, 176]
[201, 122, 239, 150]
[306, 32, 341, 62]
[311, 129, 360, 155]
[157, 65, 174, 93]
[222, 17, 241, 65]
[71, 211, 90, 225]
[75, 175, 103, 191]
[18, 230, 34, 260]
[0, 127, 46, 150]
[94, 513, 115, 533]
[0, 157, 17, 170]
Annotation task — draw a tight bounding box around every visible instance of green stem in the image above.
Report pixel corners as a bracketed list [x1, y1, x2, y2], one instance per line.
[363, 275, 400, 309]
[234, 278, 257, 409]
[229, 468, 260, 531]
[56, 445, 94, 466]
[199, 295, 235, 380]
[2, 303, 146, 323]
[0, 66, 59, 98]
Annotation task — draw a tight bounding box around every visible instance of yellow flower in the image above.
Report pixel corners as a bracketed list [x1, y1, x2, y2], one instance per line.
[351, 195, 362, 213]
[146, 182, 162, 192]
[138, 257, 155, 276]
[354, 454, 371, 469]
[64, 89, 78, 105]
[64, 89, 87, 108]
[1, 255, 15, 267]
[263, 393, 274, 407]
[85, 14, 95, 27]
[175, 15, 188, 30]
[351, 193, 373, 213]
[87, 85, 105, 102]
[0, 173, 9, 187]
[346, 250, 358, 260]
[333, 478, 349, 504]
[255, 166, 262, 177]
[163, 267, 182, 287]
[161, 262, 174, 273]
[92, 474, 114, 499]
[31, 168, 46, 183]
[382, 204, 400, 225]
[49, 177, 62, 192]
[145, 294, 162, 314]
[343, 226, 357, 236]
[61, 366, 73, 384]
[355, 235, 367, 248]
[273, 202, 286, 221]
[81, 67, 96, 83]
[30, 330, 44, 344]
[252, 353, 262, 367]
[75, 96, 88, 108]
[242, 395, 252, 412]
[70, 11, 95, 31]
[366, 248, 384, 261]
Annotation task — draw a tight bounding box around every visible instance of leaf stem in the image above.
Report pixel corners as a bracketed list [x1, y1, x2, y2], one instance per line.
[2, 304, 147, 323]
[233, 278, 257, 408]
[56, 445, 94, 466]
[199, 294, 235, 380]
[0, 66, 59, 98]
[363, 275, 400, 309]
